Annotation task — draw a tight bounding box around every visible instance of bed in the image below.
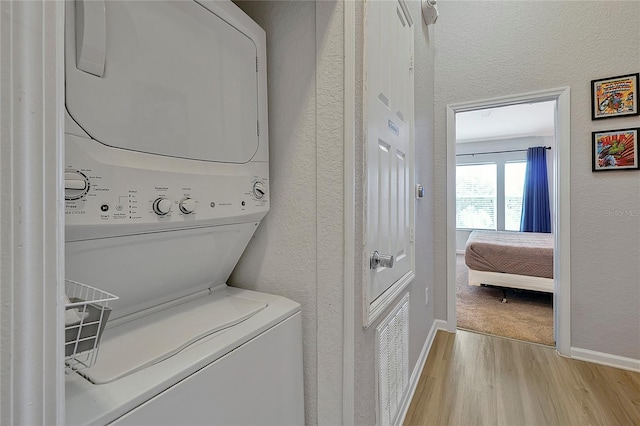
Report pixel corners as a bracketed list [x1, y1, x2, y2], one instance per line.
[464, 230, 554, 293]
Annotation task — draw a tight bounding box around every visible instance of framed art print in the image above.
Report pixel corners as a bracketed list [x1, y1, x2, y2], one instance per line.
[592, 128, 639, 171]
[591, 73, 639, 120]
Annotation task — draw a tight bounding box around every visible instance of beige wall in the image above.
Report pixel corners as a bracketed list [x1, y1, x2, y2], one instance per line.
[434, 1, 640, 359]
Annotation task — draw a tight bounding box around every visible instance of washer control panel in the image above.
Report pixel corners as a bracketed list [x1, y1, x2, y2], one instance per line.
[252, 180, 266, 199]
[178, 197, 197, 214]
[152, 197, 173, 216]
[64, 136, 269, 229]
[64, 170, 90, 200]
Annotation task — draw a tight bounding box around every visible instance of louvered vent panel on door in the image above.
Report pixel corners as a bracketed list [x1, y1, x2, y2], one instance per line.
[375, 293, 409, 426]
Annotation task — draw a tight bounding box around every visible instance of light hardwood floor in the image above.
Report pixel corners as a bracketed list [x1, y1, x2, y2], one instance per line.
[404, 330, 640, 425]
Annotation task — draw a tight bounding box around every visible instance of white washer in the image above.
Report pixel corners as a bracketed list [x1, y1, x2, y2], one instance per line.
[63, 1, 304, 424]
[65, 287, 303, 426]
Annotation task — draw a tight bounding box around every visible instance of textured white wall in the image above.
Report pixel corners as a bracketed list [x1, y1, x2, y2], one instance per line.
[434, 1, 640, 359]
[354, 1, 436, 424]
[229, 2, 319, 423]
[409, 0, 437, 376]
[231, 1, 347, 424]
[233, 1, 436, 424]
[315, 1, 346, 424]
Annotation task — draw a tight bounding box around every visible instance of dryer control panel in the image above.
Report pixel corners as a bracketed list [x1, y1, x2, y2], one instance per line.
[65, 134, 269, 240]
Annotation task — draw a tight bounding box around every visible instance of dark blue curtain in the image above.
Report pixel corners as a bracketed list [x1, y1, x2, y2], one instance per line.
[520, 146, 551, 233]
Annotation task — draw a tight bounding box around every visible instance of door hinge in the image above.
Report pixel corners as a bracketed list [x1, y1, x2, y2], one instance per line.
[409, 55, 414, 71]
[256, 57, 259, 72]
[410, 227, 414, 243]
[257, 120, 260, 136]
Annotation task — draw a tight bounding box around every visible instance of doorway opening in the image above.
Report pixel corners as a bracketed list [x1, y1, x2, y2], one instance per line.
[445, 88, 572, 355]
[455, 101, 556, 346]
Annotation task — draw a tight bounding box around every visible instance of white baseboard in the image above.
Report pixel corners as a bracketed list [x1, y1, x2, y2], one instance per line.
[571, 347, 640, 373]
[395, 319, 448, 426]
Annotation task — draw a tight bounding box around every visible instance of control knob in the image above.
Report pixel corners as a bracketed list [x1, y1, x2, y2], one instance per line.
[179, 197, 196, 214]
[64, 170, 90, 200]
[152, 198, 172, 216]
[252, 181, 266, 199]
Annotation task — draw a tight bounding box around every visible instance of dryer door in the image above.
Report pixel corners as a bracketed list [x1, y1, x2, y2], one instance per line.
[65, 0, 259, 164]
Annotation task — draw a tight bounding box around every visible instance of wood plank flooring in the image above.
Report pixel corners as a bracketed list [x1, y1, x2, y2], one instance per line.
[404, 330, 640, 425]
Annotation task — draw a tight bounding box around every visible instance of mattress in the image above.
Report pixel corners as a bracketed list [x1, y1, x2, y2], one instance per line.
[465, 231, 553, 279]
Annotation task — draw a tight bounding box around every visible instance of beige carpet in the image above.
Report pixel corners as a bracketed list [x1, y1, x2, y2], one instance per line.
[456, 254, 555, 346]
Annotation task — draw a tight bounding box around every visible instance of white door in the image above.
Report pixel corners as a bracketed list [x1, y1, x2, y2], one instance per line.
[364, 0, 415, 325]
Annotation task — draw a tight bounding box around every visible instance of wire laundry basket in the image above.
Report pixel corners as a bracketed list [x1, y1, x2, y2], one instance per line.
[65, 279, 118, 373]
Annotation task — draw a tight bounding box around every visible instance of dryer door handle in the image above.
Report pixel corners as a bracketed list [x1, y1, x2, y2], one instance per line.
[75, 0, 106, 77]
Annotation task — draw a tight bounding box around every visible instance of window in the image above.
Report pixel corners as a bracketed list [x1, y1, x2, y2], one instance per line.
[504, 162, 527, 231]
[456, 160, 527, 231]
[456, 163, 497, 229]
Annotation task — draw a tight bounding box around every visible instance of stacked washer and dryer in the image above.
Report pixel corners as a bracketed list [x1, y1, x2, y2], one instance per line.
[63, 1, 304, 424]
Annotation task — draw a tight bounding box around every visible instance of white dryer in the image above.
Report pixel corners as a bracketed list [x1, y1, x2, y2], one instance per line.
[63, 1, 304, 424]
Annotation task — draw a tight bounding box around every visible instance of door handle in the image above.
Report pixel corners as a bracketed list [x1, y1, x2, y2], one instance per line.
[370, 251, 394, 270]
[75, 0, 106, 77]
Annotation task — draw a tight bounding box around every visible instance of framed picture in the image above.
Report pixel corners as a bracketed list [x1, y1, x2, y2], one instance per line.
[592, 128, 639, 171]
[591, 73, 639, 120]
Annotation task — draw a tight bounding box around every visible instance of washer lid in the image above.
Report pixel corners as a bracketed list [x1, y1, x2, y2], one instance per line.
[80, 291, 267, 384]
[65, 1, 259, 163]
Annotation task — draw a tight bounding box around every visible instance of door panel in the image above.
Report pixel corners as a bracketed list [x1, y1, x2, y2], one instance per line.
[365, 0, 414, 319]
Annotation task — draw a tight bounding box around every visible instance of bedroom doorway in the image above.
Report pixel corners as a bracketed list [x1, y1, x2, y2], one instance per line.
[445, 88, 572, 355]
